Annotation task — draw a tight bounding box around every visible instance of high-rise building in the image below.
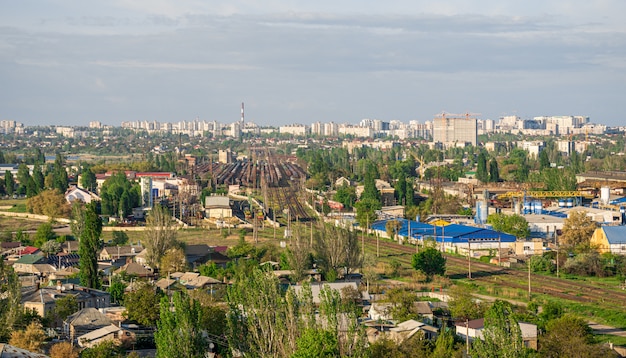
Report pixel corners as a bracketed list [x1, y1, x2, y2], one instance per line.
[433, 115, 477, 147]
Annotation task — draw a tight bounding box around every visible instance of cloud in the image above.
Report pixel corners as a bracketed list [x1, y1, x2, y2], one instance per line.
[91, 60, 259, 71]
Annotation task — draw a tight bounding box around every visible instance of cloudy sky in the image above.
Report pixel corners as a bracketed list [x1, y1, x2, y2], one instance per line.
[1, 1, 625, 127]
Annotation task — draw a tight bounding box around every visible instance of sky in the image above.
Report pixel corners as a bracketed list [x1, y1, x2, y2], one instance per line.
[1, 1, 625, 127]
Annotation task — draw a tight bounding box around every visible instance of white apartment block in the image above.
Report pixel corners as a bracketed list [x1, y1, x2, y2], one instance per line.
[279, 124, 309, 136]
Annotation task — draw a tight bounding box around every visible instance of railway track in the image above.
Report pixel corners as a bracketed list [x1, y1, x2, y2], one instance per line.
[365, 237, 626, 307]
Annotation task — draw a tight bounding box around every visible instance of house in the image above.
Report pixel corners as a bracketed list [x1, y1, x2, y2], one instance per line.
[293, 282, 369, 305]
[0, 343, 50, 358]
[22, 282, 111, 318]
[184, 244, 232, 268]
[65, 308, 113, 342]
[115, 261, 154, 279]
[388, 319, 439, 342]
[61, 240, 80, 253]
[204, 196, 232, 219]
[176, 272, 222, 289]
[12, 253, 47, 274]
[455, 318, 537, 349]
[77, 324, 136, 349]
[590, 226, 626, 254]
[368, 302, 393, 321]
[335, 177, 352, 188]
[65, 186, 100, 204]
[99, 245, 143, 261]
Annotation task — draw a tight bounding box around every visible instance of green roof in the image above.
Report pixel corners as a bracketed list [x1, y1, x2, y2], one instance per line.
[15, 253, 45, 265]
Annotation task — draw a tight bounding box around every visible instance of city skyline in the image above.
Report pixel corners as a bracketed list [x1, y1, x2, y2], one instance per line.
[2, 1, 625, 127]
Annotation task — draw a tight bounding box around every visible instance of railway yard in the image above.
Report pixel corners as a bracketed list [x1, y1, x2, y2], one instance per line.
[196, 148, 312, 221]
[365, 236, 626, 308]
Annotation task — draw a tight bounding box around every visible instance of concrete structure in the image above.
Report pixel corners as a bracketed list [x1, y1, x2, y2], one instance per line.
[65, 186, 100, 204]
[22, 283, 111, 318]
[455, 318, 537, 349]
[279, 124, 309, 136]
[433, 115, 477, 147]
[204, 196, 232, 218]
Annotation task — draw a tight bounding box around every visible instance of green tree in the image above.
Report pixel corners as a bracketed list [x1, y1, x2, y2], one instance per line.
[80, 339, 125, 358]
[124, 284, 162, 327]
[292, 328, 339, 358]
[108, 276, 126, 305]
[16, 163, 31, 195]
[47, 295, 78, 325]
[80, 167, 97, 191]
[111, 230, 129, 246]
[539, 149, 550, 170]
[487, 213, 530, 239]
[411, 247, 446, 280]
[70, 201, 86, 241]
[488, 158, 499, 183]
[313, 223, 362, 278]
[540, 314, 612, 357]
[143, 204, 178, 268]
[560, 210, 597, 253]
[471, 300, 530, 358]
[40, 240, 61, 256]
[0, 259, 22, 341]
[155, 291, 210, 358]
[448, 285, 486, 320]
[361, 162, 381, 202]
[33, 222, 56, 248]
[51, 153, 69, 193]
[79, 202, 102, 289]
[333, 184, 357, 209]
[32, 163, 44, 193]
[476, 152, 489, 183]
[4, 170, 14, 196]
[355, 197, 380, 229]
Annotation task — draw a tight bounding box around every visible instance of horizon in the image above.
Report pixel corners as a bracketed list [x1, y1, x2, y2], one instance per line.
[2, 1, 625, 127]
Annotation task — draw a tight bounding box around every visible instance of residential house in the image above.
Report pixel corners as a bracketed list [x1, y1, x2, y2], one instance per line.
[455, 318, 537, 349]
[12, 253, 47, 274]
[184, 244, 232, 268]
[61, 240, 80, 254]
[99, 245, 143, 261]
[388, 319, 439, 342]
[0, 343, 49, 358]
[65, 186, 100, 204]
[77, 324, 136, 349]
[21, 282, 111, 318]
[590, 226, 626, 254]
[65, 307, 113, 342]
[115, 261, 154, 279]
[335, 177, 352, 188]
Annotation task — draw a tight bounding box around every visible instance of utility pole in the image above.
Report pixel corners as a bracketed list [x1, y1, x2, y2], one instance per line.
[468, 239, 472, 279]
[528, 256, 532, 300]
[555, 225, 559, 278]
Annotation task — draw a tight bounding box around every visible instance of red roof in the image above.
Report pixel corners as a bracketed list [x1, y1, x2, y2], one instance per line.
[19, 246, 40, 255]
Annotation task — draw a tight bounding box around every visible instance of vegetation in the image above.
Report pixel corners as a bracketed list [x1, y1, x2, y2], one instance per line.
[79, 201, 102, 289]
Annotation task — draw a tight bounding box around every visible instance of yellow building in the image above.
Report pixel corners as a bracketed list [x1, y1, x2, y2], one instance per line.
[590, 226, 626, 254]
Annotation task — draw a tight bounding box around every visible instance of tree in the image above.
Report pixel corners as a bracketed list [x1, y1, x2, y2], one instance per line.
[355, 197, 380, 229]
[561, 210, 597, 253]
[40, 240, 61, 256]
[487, 213, 530, 239]
[124, 283, 162, 326]
[476, 152, 489, 183]
[16, 163, 31, 196]
[143, 204, 178, 268]
[431, 327, 461, 358]
[411, 247, 446, 280]
[385, 219, 402, 240]
[471, 300, 530, 358]
[108, 276, 127, 305]
[111, 230, 129, 245]
[155, 291, 210, 358]
[49, 341, 79, 358]
[51, 153, 69, 193]
[386, 288, 418, 321]
[540, 314, 613, 357]
[292, 328, 339, 358]
[80, 339, 126, 358]
[26, 189, 71, 220]
[488, 158, 499, 183]
[79, 201, 102, 288]
[4, 170, 14, 196]
[32, 163, 44, 193]
[159, 247, 188, 273]
[33, 222, 56, 248]
[70, 201, 86, 240]
[539, 149, 551, 170]
[48, 295, 78, 325]
[80, 167, 97, 191]
[361, 162, 381, 202]
[0, 259, 22, 341]
[314, 223, 362, 279]
[334, 184, 357, 209]
[9, 321, 46, 353]
[448, 285, 486, 320]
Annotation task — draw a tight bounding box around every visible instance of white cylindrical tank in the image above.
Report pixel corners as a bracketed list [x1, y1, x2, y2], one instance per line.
[601, 186, 610, 205]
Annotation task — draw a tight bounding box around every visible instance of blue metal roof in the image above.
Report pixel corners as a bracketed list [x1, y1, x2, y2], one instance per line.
[372, 219, 517, 243]
[602, 226, 626, 244]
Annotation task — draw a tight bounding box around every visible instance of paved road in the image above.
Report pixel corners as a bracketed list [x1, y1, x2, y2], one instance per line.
[589, 322, 626, 338]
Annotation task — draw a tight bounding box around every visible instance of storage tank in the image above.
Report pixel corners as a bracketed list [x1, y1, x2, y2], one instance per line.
[558, 199, 566, 208]
[533, 200, 542, 214]
[523, 201, 532, 214]
[601, 186, 610, 205]
[566, 198, 574, 207]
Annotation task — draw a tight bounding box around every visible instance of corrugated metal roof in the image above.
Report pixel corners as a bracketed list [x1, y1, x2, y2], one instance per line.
[373, 219, 516, 243]
[602, 226, 626, 244]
